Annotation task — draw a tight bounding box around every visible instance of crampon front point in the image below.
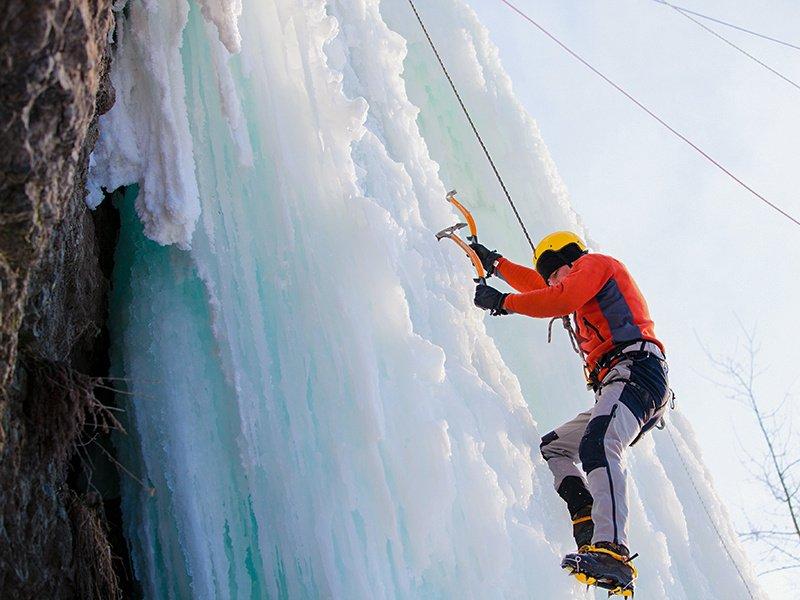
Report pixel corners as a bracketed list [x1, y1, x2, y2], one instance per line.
[561, 545, 638, 597]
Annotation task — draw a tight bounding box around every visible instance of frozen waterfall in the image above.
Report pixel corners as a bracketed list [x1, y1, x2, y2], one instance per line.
[89, 0, 762, 598]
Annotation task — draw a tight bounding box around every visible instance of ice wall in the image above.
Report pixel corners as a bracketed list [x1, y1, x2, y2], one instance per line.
[94, 0, 763, 598]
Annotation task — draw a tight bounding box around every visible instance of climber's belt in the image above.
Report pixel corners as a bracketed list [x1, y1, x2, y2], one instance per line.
[588, 340, 665, 390]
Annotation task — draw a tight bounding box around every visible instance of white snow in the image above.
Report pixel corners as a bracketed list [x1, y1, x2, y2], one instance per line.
[195, 0, 243, 53]
[88, 0, 201, 247]
[97, 0, 764, 598]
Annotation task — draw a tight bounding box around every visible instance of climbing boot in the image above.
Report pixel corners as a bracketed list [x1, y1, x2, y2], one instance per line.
[570, 504, 593, 550]
[561, 542, 638, 597]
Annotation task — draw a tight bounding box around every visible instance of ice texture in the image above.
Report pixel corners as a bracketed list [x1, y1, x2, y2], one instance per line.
[88, 0, 201, 247]
[99, 0, 763, 598]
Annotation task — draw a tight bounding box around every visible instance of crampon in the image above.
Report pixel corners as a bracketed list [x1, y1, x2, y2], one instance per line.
[561, 545, 638, 597]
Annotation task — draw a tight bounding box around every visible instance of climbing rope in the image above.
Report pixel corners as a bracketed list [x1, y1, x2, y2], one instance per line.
[405, 0, 536, 253]
[649, 0, 800, 52]
[495, 0, 800, 229]
[652, 0, 800, 92]
[664, 423, 756, 599]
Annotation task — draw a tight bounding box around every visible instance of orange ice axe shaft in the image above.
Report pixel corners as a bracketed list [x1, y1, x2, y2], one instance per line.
[446, 190, 478, 242]
[435, 223, 486, 283]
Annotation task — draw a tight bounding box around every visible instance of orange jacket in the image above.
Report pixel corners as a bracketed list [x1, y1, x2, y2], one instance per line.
[497, 253, 664, 370]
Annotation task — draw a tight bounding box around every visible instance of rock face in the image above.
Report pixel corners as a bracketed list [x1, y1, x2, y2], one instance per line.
[1, 1, 123, 597]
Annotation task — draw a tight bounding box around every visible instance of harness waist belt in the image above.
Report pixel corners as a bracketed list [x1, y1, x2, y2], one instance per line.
[592, 340, 665, 379]
[613, 340, 664, 361]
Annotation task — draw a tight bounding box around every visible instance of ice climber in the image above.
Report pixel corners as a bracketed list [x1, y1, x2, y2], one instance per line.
[470, 231, 671, 595]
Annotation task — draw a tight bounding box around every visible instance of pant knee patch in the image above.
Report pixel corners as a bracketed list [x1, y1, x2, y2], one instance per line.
[557, 475, 594, 515]
[579, 414, 613, 474]
[539, 430, 559, 459]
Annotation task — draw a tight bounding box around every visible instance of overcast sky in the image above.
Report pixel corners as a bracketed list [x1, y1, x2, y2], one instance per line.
[466, 0, 800, 596]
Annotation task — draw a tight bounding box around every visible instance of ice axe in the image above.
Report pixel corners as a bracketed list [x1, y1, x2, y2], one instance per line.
[445, 189, 478, 243]
[435, 222, 487, 284]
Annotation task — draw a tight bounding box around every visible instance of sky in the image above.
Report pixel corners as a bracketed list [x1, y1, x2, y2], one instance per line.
[464, 0, 800, 596]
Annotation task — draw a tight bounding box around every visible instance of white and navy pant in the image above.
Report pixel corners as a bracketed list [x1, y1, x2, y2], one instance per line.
[539, 341, 670, 549]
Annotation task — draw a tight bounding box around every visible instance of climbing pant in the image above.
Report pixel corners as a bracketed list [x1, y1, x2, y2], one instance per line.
[539, 341, 670, 549]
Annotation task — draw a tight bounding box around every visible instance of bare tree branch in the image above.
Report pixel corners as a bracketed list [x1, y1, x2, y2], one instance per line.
[758, 564, 800, 576]
[703, 321, 800, 578]
[740, 530, 800, 539]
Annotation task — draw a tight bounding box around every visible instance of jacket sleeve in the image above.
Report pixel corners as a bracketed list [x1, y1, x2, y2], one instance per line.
[494, 257, 547, 293]
[503, 255, 612, 317]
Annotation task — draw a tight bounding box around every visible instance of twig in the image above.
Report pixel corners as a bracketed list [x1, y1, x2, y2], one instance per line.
[91, 440, 155, 497]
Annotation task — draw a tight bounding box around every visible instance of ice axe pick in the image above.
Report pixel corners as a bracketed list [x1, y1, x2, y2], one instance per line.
[435, 222, 487, 284]
[445, 190, 478, 243]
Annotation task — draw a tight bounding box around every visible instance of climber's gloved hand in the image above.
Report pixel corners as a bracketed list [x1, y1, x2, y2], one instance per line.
[474, 283, 508, 316]
[469, 243, 502, 275]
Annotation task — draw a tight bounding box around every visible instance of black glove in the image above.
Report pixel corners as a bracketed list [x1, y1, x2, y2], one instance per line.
[474, 283, 508, 316]
[469, 243, 502, 275]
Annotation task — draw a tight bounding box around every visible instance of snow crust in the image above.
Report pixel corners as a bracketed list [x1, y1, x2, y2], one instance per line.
[196, 0, 243, 53]
[99, 0, 763, 598]
[88, 0, 200, 247]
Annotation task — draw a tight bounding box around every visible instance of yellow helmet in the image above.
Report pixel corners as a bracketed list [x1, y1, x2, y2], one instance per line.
[533, 231, 588, 279]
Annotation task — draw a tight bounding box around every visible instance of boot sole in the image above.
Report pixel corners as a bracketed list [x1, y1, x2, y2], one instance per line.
[562, 558, 635, 597]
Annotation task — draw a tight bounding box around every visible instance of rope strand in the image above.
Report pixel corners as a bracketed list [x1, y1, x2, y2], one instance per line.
[655, 0, 800, 92]
[665, 424, 756, 599]
[650, 0, 800, 52]
[496, 0, 800, 229]
[406, 0, 536, 252]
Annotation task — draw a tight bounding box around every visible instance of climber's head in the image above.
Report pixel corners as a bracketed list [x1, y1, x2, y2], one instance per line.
[533, 231, 588, 285]
[547, 264, 572, 286]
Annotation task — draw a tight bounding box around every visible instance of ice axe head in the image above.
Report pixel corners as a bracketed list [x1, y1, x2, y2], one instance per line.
[435, 222, 468, 241]
[444, 191, 477, 243]
[435, 222, 487, 282]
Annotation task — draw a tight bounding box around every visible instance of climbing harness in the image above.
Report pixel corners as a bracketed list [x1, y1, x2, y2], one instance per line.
[588, 341, 665, 387]
[547, 331, 677, 440]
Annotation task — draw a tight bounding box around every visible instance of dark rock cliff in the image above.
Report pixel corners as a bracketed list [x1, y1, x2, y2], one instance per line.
[1, 1, 129, 597]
